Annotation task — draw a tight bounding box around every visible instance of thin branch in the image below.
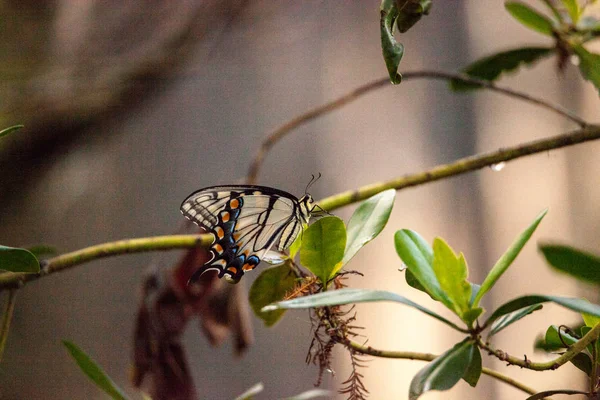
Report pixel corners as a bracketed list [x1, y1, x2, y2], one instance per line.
[0, 290, 17, 362]
[317, 125, 600, 212]
[477, 321, 600, 371]
[0, 234, 213, 290]
[344, 339, 538, 396]
[246, 78, 389, 184]
[246, 70, 589, 183]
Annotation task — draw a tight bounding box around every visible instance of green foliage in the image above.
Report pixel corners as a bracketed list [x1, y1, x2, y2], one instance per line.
[573, 46, 600, 95]
[473, 209, 547, 307]
[409, 340, 477, 400]
[462, 346, 482, 387]
[505, 2, 555, 36]
[281, 388, 332, 400]
[489, 304, 543, 337]
[394, 229, 447, 302]
[540, 243, 600, 285]
[562, 0, 581, 23]
[62, 341, 129, 400]
[262, 287, 465, 331]
[249, 263, 297, 326]
[396, 231, 483, 325]
[432, 238, 472, 323]
[0, 124, 24, 139]
[342, 189, 395, 266]
[300, 216, 346, 285]
[380, 0, 405, 84]
[484, 295, 600, 328]
[0, 245, 40, 273]
[394, 0, 432, 33]
[234, 382, 264, 400]
[450, 47, 553, 90]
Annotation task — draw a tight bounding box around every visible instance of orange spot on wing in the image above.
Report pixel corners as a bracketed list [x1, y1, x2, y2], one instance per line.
[242, 263, 254, 271]
[213, 243, 224, 254]
[214, 226, 225, 239]
[229, 198, 240, 209]
[221, 211, 230, 222]
[233, 232, 241, 241]
[227, 266, 238, 274]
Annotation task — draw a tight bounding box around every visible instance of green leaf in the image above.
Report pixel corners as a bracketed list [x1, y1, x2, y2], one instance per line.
[489, 304, 543, 336]
[409, 340, 475, 400]
[473, 209, 547, 307]
[570, 352, 593, 376]
[0, 125, 24, 139]
[249, 263, 297, 327]
[300, 216, 346, 285]
[394, 0, 432, 33]
[562, 0, 581, 23]
[0, 245, 40, 273]
[450, 47, 553, 90]
[394, 230, 450, 305]
[505, 2, 555, 36]
[462, 308, 484, 327]
[541, 243, 600, 285]
[342, 189, 395, 266]
[405, 269, 428, 294]
[462, 346, 482, 387]
[380, 1, 404, 84]
[432, 238, 471, 319]
[288, 232, 303, 260]
[234, 382, 264, 400]
[485, 295, 600, 328]
[62, 341, 129, 400]
[26, 245, 58, 259]
[263, 288, 466, 331]
[582, 311, 600, 328]
[544, 325, 579, 349]
[573, 46, 600, 95]
[282, 388, 332, 400]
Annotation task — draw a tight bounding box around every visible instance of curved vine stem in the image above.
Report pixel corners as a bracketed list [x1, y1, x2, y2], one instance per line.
[477, 321, 600, 371]
[2, 125, 600, 289]
[246, 70, 589, 183]
[344, 339, 538, 396]
[0, 234, 213, 290]
[0, 289, 17, 362]
[317, 125, 600, 212]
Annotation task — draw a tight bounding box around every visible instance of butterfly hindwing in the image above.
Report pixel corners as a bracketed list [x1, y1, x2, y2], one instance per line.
[181, 185, 314, 283]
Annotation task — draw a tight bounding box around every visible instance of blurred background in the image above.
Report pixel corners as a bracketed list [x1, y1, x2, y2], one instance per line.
[0, 1, 599, 399]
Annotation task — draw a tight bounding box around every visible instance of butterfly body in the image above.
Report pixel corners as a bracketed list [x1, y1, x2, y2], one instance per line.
[180, 185, 314, 283]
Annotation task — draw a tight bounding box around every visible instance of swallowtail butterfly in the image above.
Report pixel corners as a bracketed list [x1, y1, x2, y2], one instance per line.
[180, 185, 315, 283]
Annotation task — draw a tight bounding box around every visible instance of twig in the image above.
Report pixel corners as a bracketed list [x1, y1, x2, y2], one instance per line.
[0, 290, 17, 362]
[0, 234, 213, 290]
[246, 70, 589, 183]
[344, 339, 538, 396]
[477, 321, 600, 371]
[317, 125, 600, 211]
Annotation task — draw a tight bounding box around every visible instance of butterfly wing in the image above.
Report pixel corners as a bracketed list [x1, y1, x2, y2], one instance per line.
[180, 186, 302, 283]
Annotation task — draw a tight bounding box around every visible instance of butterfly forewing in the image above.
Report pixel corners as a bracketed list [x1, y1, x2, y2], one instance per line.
[180, 185, 312, 283]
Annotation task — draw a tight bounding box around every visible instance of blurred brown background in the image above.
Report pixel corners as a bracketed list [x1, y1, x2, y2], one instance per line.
[0, 1, 598, 399]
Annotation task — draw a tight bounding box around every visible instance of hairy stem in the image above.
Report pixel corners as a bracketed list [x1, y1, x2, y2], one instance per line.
[0, 290, 17, 362]
[477, 321, 600, 371]
[344, 339, 537, 396]
[318, 125, 600, 211]
[247, 70, 588, 183]
[0, 234, 213, 290]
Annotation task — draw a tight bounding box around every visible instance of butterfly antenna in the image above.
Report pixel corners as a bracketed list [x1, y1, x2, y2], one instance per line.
[305, 172, 322, 195]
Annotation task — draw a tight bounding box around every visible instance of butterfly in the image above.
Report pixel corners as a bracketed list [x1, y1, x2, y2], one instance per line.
[180, 184, 316, 283]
